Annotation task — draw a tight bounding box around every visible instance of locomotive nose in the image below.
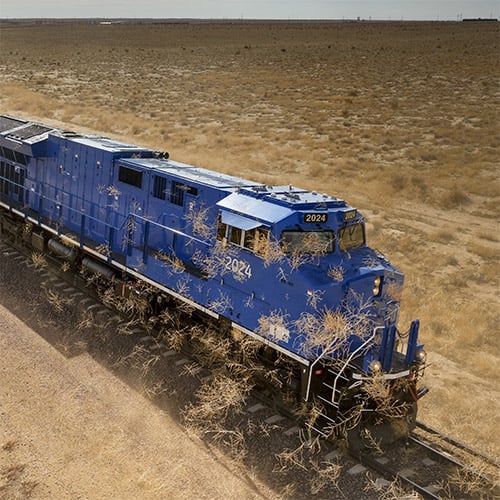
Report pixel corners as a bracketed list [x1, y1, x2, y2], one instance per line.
[344, 268, 386, 305]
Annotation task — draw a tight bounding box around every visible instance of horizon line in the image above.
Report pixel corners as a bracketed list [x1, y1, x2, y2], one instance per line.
[1, 17, 498, 22]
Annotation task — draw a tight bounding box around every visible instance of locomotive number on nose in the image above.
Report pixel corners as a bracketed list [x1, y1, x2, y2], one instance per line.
[224, 256, 252, 280]
[303, 213, 328, 223]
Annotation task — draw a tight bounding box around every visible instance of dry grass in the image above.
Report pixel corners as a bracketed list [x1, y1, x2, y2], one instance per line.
[364, 473, 420, 499]
[183, 201, 213, 240]
[309, 460, 343, 495]
[327, 265, 345, 282]
[181, 372, 254, 463]
[275, 434, 322, 473]
[30, 252, 47, 269]
[114, 344, 161, 378]
[275, 432, 346, 495]
[183, 373, 252, 424]
[293, 291, 372, 359]
[448, 456, 500, 498]
[155, 249, 185, 274]
[44, 288, 73, 313]
[100, 282, 153, 320]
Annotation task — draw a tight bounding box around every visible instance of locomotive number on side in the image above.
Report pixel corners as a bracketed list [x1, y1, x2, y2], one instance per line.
[224, 256, 252, 280]
[303, 213, 328, 223]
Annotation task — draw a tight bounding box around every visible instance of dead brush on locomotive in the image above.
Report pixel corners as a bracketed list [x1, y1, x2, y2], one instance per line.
[0, 114, 428, 447]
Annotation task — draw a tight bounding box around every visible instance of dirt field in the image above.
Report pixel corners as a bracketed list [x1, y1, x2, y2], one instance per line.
[0, 20, 499, 496]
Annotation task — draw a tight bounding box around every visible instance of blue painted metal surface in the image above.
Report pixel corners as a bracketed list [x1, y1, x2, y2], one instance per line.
[0, 115, 425, 375]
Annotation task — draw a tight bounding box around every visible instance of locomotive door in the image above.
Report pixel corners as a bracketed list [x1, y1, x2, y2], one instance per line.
[91, 149, 111, 243]
[122, 180, 148, 256]
[57, 141, 88, 235]
[127, 197, 145, 250]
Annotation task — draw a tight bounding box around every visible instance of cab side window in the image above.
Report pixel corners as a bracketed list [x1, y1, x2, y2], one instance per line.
[245, 227, 270, 256]
[230, 227, 243, 246]
[217, 220, 270, 257]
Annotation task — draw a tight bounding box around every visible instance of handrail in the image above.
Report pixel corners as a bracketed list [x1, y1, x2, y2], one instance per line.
[128, 213, 209, 247]
[329, 326, 384, 405]
[304, 325, 383, 403]
[10, 181, 211, 249]
[304, 337, 338, 402]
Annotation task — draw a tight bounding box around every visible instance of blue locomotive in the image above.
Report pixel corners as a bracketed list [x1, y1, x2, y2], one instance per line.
[0, 114, 428, 443]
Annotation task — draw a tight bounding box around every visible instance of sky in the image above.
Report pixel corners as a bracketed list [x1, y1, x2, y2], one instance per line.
[0, 0, 498, 21]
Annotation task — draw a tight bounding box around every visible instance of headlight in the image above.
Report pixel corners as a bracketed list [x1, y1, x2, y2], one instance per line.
[415, 349, 427, 364]
[373, 276, 382, 296]
[370, 360, 382, 373]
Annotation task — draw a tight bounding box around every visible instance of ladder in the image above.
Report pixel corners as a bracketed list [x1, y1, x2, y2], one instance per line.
[303, 327, 384, 437]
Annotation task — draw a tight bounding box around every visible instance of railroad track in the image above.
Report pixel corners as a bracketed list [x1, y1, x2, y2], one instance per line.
[414, 420, 500, 470]
[354, 421, 499, 499]
[1, 235, 498, 499]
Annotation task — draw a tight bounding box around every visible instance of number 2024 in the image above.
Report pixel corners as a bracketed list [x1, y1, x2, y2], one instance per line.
[304, 213, 327, 223]
[225, 256, 252, 279]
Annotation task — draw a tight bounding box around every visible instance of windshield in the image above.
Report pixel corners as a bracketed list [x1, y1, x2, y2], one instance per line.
[338, 223, 365, 251]
[281, 231, 335, 254]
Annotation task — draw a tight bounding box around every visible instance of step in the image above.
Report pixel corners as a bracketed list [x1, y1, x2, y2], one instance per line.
[322, 382, 343, 393]
[305, 422, 330, 438]
[326, 368, 350, 381]
[317, 394, 339, 410]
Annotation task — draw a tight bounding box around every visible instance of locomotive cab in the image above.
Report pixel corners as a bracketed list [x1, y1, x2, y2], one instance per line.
[215, 186, 428, 443]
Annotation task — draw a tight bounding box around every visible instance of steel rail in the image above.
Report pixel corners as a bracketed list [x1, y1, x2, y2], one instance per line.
[416, 420, 500, 468]
[356, 451, 441, 499]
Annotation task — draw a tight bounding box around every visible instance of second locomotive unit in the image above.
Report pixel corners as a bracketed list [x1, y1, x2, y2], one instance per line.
[0, 114, 428, 443]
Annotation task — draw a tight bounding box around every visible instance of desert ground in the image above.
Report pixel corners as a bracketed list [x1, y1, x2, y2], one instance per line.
[0, 20, 499, 497]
